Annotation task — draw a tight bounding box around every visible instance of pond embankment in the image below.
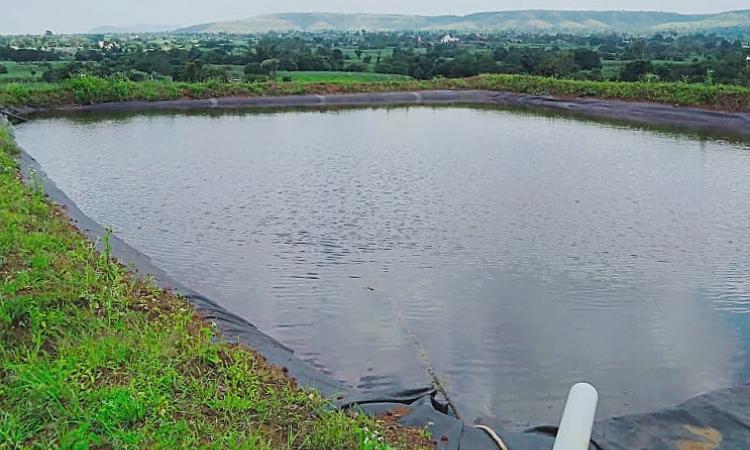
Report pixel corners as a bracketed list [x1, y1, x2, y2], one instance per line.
[0, 74, 750, 126]
[7, 85, 750, 449]
[19, 89, 750, 140]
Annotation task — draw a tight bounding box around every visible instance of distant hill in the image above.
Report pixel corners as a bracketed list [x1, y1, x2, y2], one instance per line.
[89, 24, 178, 34]
[175, 10, 750, 34]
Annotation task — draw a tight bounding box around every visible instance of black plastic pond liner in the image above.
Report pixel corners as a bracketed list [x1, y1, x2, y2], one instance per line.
[14, 98, 750, 449]
[590, 384, 750, 450]
[18, 89, 750, 141]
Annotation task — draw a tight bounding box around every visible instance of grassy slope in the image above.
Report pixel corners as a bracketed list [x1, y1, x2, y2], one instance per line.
[1, 74, 749, 112]
[0, 123, 431, 449]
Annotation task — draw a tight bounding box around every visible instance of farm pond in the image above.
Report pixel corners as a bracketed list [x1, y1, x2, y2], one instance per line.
[15, 105, 750, 428]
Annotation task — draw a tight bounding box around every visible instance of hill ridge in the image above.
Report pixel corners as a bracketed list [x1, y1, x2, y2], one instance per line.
[174, 9, 750, 34]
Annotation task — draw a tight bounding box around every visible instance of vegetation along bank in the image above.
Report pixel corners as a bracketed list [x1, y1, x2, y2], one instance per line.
[0, 119, 432, 449]
[2, 74, 750, 115]
[3, 29, 750, 113]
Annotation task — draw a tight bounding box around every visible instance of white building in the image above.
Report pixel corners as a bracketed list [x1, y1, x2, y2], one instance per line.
[97, 40, 120, 51]
[440, 34, 460, 45]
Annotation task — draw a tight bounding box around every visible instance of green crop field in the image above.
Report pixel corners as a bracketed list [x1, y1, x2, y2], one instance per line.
[601, 60, 629, 79]
[0, 61, 67, 83]
[340, 47, 394, 59]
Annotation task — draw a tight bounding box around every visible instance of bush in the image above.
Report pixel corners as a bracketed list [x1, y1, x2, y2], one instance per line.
[127, 71, 146, 82]
[344, 63, 368, 72]
[244, 63, 264, 75]
[65, 75, 134, 104]
[244, 74, 270, 83]
[619, 60, 655, 82]
[0, 64, 7, 74]
[41, 62, 85, 82]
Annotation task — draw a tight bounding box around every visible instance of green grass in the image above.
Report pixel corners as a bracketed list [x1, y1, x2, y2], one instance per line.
[277, 71, 412, 83]
[469, 74, 750, 110]
[601, 60, 629, 79]
[0, 122, 431, 449]
[339, 48, 396, 70]
[0, 61, 68, 83]
[1, 73, 749, 112]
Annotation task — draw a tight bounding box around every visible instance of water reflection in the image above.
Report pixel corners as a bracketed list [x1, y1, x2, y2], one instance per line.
[15, 106, 750, 428]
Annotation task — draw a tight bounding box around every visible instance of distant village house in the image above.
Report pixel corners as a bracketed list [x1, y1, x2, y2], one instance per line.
[97, 40, 120, 51]
[440, 34, 460, 45]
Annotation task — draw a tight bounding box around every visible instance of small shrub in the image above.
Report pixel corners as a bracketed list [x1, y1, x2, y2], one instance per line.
[66, 75, 111, 104]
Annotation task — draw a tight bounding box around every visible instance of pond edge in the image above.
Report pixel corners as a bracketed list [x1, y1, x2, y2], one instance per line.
[15, 89, 750, 140]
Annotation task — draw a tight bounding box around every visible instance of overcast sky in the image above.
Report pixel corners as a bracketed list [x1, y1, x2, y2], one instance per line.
[3, 0, 749, 35]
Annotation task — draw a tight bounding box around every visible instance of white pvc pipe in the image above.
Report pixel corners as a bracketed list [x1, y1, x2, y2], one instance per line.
[552, 383, 599, 450]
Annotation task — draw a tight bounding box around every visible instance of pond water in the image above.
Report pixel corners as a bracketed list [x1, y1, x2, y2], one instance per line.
[15, 106, 750, 428]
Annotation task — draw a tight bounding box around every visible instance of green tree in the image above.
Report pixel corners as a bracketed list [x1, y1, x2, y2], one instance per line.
[619, 60, 655, 81]
[573, 49, 602, 70]
[260, 58, 279, 76]
[712, 55, 750, 86]
[536, 52, 576, 77]
[331, 49, 345, 68]
[178, 60, 206, 82]
[244, 62, 263, 75]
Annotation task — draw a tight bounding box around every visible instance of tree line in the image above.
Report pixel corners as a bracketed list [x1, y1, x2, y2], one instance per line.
[2, 31, 749, 86]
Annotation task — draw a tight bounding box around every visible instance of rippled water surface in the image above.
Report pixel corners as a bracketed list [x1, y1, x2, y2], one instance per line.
[15, 107, 750, 428]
